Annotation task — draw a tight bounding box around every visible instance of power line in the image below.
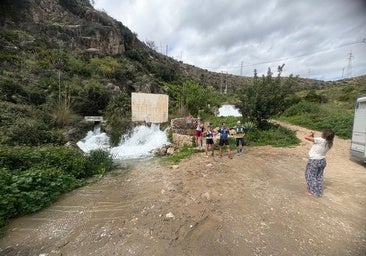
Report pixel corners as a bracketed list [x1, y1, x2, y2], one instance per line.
[346, 51, 353, 78]
[183, 39, 366, 73]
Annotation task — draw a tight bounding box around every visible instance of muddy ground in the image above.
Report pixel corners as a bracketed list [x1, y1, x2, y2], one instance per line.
[0, 122, 365, 256]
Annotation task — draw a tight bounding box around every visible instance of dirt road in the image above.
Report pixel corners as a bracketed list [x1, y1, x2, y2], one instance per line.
[0, 122, 365, 256]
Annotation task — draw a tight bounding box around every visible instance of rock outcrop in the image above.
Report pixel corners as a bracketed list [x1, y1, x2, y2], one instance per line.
[3, 0, 131, 56]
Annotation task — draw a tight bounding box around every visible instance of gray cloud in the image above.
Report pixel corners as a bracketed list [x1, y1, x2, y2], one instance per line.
[94, 0, 366, 81]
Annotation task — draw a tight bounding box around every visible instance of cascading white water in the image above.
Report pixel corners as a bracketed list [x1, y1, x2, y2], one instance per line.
[110, 124, 168, 159]
[218, 104, 241, 117]
[76, 130, 110, 153]
[76, 124, 169, 160]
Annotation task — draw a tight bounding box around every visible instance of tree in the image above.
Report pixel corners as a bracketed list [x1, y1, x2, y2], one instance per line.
[237, 65, 296, 127]
[166, 80, 220, 117]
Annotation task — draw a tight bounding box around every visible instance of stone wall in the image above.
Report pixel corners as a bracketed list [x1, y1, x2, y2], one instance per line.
[170, 117, 199, 146]
[171, 117, 198, 134]
[172, 133, 194, 147]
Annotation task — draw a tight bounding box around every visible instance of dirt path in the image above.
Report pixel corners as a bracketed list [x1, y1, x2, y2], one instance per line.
[1, 122, 365, 256]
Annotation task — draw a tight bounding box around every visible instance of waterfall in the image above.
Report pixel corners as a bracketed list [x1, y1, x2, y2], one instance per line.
[76, 124, 169, 160]
[218, 104, 241, 117]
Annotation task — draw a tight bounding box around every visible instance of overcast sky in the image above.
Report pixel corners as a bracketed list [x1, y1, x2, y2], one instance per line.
[93, 0, 366, 81]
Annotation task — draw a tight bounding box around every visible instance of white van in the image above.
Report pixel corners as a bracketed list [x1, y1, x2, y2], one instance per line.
[350, 96, 366, 162]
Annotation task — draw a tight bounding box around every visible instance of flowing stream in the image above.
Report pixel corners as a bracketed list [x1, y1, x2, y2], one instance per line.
[76, 124, 169, 160]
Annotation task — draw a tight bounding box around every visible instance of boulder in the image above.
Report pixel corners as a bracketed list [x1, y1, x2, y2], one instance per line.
[166, 147, 176, 155]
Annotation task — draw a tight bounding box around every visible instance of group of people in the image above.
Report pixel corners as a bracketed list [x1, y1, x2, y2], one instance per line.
[194, 118, 335, 197]
[194, 119, 246, 159]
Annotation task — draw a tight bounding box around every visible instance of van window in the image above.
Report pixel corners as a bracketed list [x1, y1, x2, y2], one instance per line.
[356, 102, 366, 109]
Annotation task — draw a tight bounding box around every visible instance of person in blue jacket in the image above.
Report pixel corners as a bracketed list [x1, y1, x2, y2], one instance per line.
[218, 122, 232, 159]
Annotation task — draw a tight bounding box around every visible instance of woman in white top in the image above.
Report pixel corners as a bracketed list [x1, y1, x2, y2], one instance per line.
[304, 129, 335, 197]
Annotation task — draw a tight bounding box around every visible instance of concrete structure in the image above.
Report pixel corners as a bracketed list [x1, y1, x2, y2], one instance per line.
[131, 93, 169, 123]
[84, 116, 104, 122]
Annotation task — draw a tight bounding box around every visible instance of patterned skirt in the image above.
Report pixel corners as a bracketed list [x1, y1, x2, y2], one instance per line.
[305, 158, 327, 196]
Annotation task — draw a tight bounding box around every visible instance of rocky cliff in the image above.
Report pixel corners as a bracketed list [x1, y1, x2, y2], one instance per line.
[1, 0, 135, 56]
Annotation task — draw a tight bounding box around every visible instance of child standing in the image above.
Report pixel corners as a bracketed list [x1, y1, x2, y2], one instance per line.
[203, 124, 216, 156]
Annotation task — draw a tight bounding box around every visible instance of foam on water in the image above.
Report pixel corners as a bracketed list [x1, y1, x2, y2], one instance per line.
[218, 104, 241, 117]
[76, 124, 169, 160]
[110, 124, 168, 159]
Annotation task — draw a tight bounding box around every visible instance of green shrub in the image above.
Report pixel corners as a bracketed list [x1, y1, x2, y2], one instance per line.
[125, 49, 142, 61]
[0, 101, 65, 146]
[282, 101, 319, 116]
[246, 123, 300, 147]
[3, 118, 64, 146]
[90, 56, 120, 79]
[9, 168, 81, 213]
[279, 101, 353, 139]
[49, 101, 78, 127]
[314, 111, 353, 138]
[0, 167, 82, 232]
[0, 168, 16, 230]
[304, 90, 327, 103]
[37, 147, 89, 178]
[86, 149, 113, 176]
[0, 146, 86, 177]
[0, 145, 115, 232]
[0, 145, 115, 178]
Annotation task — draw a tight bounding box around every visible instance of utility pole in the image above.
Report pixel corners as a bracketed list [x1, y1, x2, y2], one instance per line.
[224, 72, 228, 94]
[346, 51, 353, 78]
[240, 61, 243, 76]
[220, 71, 223, 94]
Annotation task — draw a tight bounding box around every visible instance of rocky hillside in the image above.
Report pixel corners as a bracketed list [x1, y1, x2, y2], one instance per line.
[1, 0, 345, 95]
[1, 0, 236, 93]
[1, 0, 130, 55]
